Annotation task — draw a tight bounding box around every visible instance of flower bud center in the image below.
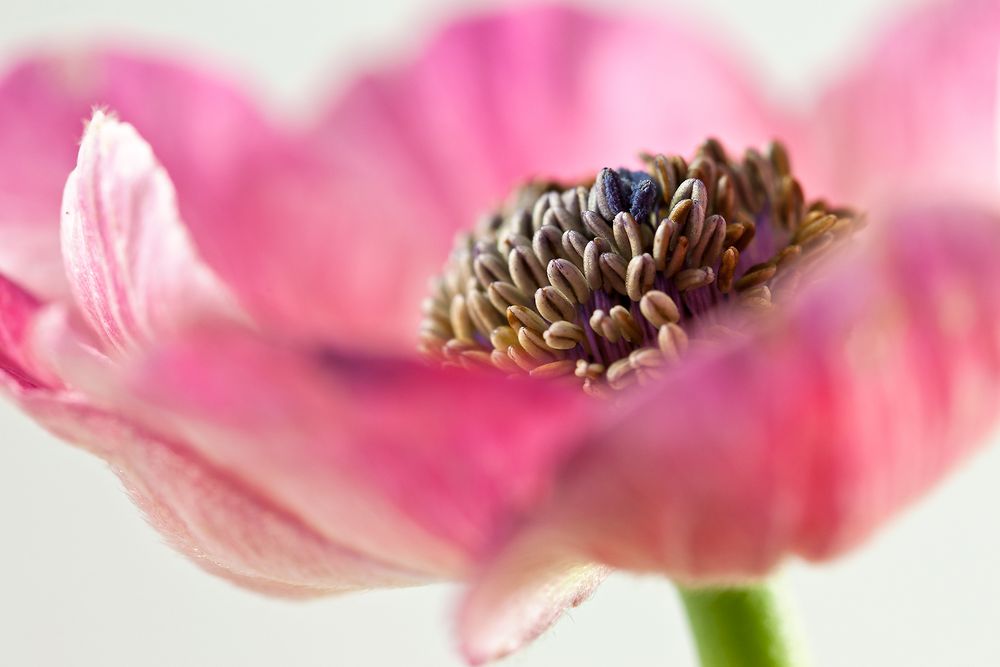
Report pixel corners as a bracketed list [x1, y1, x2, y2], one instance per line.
[420, 139, 861, 393]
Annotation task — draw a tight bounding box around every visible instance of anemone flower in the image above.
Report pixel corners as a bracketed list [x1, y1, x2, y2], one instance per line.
[2, 1, 999, 665]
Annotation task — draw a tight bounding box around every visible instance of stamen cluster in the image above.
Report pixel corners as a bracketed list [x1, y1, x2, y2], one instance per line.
[421, 139, 861, 393]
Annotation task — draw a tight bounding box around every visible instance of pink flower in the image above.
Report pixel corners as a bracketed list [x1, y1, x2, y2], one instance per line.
[2, 0, 1000, 663]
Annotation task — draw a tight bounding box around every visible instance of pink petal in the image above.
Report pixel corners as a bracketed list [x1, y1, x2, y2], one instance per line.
[5, 299, 426, 595]
[34, 300, 611, 655]
[15, 387, 426, 594]
[61, 112, 240, 353]
[62, 329, 594, 577]
[0, 273, 51, 389]
[460, 205, 1000, 651]
[458, 557, 608, 664]
[0, 49, 281, 298]
[94, 414, 428, 595]
[3, 286, 419, 593]
[219, 4, 785, 349]
[812, 0, 1000, 207]
[318, 4, 782, 214]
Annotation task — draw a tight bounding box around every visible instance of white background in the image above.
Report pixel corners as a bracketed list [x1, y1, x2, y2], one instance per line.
[4, 0, 1000, 665]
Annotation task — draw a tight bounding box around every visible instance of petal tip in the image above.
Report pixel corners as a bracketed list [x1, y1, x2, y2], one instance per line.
[457, 557, 609, 665]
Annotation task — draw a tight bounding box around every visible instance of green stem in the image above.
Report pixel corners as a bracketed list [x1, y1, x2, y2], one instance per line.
[679, 583, 801, 667]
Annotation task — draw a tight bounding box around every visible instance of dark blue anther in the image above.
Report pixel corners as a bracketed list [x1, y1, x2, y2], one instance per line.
[629, 177, 657, 222]
[616, 168, 650, 186]
[601, 168, 625, 216]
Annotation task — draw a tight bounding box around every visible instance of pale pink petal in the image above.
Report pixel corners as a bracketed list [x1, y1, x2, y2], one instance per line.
[3, 287, 419, 593]
[0, 49, 282, 298]
[61, 111, 240, 353]
[812, 0, 1000, 207]
[460, 205, 1000, 649]
[90, 412, 428, 594]
[458, 556, 608, 665]
[4, 299, 425, 594]
[12, 387, 426, 594]
[57, 328, 595, 577]
[213, 4, 785, 349]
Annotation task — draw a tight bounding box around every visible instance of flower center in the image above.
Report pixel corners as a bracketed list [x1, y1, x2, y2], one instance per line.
[420, 139, 862, 394]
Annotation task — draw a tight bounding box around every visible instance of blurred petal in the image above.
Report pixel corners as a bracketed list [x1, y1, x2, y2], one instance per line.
[62, 330, 594, 576]
[0, 273, 51, 389]
[7, 302, 426, 594]
[813, 0, 1000, 207]
[16, 387, 425, 594]
[459, 557, 608, 664]
[61, 112, 240, 353]
[463, 205, 1000, 618]
[0, 49, 281, 297]
[228, 4, 785, 349]
[319, 4, 781, 215]
[93, 411, 428, 594]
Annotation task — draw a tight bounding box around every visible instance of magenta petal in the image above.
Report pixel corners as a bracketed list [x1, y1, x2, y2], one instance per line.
[14, 388, 425, 594]
[317, 4, 781, 215]
[13, 301, 423, 593]
[233, 4, 784, 348]
[0, 49, 281, 298]
[93, 414, 428, 594]
[0, 273, 52, 389]
[81, 333, 594, 576]
[4, 293, 416, 593]
[61, 112, 240, 352]
[462, 205, 1000, 626]
[813, 0, 1000, 206]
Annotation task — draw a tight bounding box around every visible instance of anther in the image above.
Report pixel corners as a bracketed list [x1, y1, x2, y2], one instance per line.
[639, 291, 681, 327]
[613, 212, 644, 259]
[609, 306, 643, 344]
[718, 247, 740, 293]
[547, 258, 590, 304]
[734, 263, 777, 292]
[652, 219, 675, 270]
[536, 286, 577, 323]
[664, 236, 689, 278]
[467, 290, 503, 333]
[530, 359, 578, 379]
[506, 304, 548, 333]
[625, 254, 656, 301]
[508, 246, 547, 293]
[474, 254, 509, 288]
[561, 230, 589, 269]
[533, 226, 563, 265]
[544, 321, 586, 350]
[599, 253, 629, 295]
[518, 327, 557, 361]
[487, 281, 530, 313]
[675, 267, 715, 292]
[582, 210, 616, 249]
[658, 323, 689, 361]
[449, 295, 475, 343]
[490, 326, 518, 352]
[589, 310, 621, 343]
[583, 238, 610, 289]
[423, 139, 859, 391]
